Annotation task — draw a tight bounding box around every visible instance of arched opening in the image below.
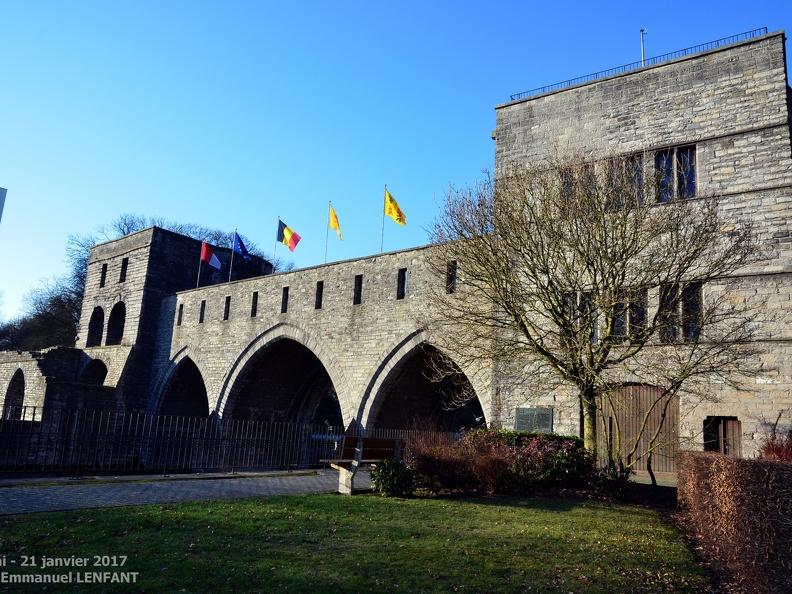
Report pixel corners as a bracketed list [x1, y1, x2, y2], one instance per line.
[79, 360, 108, 386]
[373, 344, 484, 431]
[3, 369, 25, 420]
[86, 307, 104, 347]
[105, 302, 126, 346]
[226, 338, 342, 426]
[159, 358, 210, 417]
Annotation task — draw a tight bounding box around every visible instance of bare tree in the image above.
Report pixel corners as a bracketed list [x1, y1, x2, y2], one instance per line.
[425, 155, 762, 480]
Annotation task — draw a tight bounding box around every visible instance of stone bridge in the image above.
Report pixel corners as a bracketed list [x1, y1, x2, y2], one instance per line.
[1, 226, 493, 433]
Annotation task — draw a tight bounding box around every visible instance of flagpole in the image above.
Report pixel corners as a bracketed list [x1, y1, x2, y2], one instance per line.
[380, 185, 386, 254]
[196, 246, 202, 288]
[228, 230, 236, 283]
[273, 217, 279, 264]
[324, 201, 331, 264]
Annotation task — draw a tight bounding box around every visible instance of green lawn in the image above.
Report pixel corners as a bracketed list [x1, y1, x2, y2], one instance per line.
[0, 494, 708, 593]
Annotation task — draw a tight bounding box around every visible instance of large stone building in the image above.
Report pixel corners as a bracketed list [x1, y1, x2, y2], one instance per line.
[1, 28, 790, 463]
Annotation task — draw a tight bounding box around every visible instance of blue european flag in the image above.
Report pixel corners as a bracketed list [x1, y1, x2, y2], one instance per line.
[233, 232, 252, 260]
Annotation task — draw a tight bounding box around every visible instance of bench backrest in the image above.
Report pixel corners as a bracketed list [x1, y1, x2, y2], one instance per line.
[339, 436, 400, 460]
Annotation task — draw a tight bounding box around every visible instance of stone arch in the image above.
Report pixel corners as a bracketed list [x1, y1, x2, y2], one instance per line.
[79, 359, 108, 386]
[3, 369, 25, 420]
[217, 323, 347, 427]
[105, 302, 126, 346]
[159, 357, 210, 417]
[86, 307, 104, 347]
[359, 332, 486, 431]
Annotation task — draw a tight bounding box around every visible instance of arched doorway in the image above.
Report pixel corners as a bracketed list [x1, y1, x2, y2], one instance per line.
[105, 302, 126, 346]
[86, 307, 104, 347]
[372, 344, 484, 431]
[159, 358, 210, 417]
[3, 369, 25, 420]
[225, 338, 342, 427]
[79, 360, 108, 386]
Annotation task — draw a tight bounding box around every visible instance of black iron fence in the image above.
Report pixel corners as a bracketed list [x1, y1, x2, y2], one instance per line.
[0, 406, 456, 476]
[509, 28, 769, 101]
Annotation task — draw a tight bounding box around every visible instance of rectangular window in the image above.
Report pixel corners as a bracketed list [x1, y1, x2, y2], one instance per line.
[659, 284, 679, 343]
[397, 268, 407, 300]
[177, 303, 183, 326]
[658, 283, 702, 343]
[281, 287, 289, 314]
[579, 291, 598, 344]
[446, 261, 457, 294]
[199, 300, 206, 324]
[681, 283, 703, 341]
[315, 281, 324, 309]
[119, 257, 129, 283]
[609, 154, 644, 208]
[100, 264, 108, 288]
[703, 416, 742, 456]
[676, 146, 697, 199]
[223, 296, 231, 321]
[514, 407, 554, 433]
[612, 292, 628, 340]
[251, 291, 258, 318]
[656, 146, 696, 202]
[628, 288, 648, 340]
[353, 274, 363, 305]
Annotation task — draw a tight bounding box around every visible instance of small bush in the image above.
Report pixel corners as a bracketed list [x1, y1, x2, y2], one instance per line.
[371, 458, 416, 497]
[758, 423, 792, 461]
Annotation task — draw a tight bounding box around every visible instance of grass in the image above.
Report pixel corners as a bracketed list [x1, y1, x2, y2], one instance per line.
[0, 493, 709, 593]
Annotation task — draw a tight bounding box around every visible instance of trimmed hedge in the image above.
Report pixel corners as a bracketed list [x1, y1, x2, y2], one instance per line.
[408, 429, 593, 494]
[677, 451, 792, 594]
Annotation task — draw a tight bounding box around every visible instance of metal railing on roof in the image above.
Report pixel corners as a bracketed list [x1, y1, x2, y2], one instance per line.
[509, 28, 769, 102]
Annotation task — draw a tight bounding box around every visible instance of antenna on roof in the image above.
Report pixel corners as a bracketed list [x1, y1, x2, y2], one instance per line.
[640, 29, 648, 66]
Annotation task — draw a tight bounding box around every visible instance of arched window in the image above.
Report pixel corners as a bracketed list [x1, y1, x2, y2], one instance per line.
[86, 307, 104, 347]
[105, 302, 126, 346]
[3, 369, 25, 420]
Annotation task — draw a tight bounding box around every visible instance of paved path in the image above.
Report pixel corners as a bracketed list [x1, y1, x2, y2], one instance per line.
[0, 470, 370, 515]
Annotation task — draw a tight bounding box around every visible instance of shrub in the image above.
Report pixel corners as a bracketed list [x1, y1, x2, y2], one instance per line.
[758, 418, 792, 462]
[408, 428, 593, 494]
[370, 458, 416, 497]
[677, 451, 792, 594]
[412, 445, 474, 493]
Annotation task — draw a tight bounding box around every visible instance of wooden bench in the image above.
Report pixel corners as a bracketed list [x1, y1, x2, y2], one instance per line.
[320, 436, 401, 495]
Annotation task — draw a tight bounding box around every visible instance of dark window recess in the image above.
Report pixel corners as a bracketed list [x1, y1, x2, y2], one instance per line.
[613, 288, 648, 341]
[223, 296, 231, 321]
[251, 291, 258, 318]
[446, 261, 457, 294]
[397, 268, 407, 300]
[281, 287, 289, 313]
[315, 281, 324, 309]
[199, 300, 206, 324]
[514, 407, 554, 433]
[100, 264, 108, 288]
[681, 283, 703, 341]
[119, 257, 129, 283]
[659, 284, 679, 343]
[659, 283, 702, 343]
[656, 145, 696, 202]
[353, 274, 363, 305]
[628, 288, 648, 339]
[177, 303, 183, 326]
[703, 416, 742, 456]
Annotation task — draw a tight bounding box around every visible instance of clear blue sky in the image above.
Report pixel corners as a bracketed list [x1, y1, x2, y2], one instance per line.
[1, 1, 789, 320]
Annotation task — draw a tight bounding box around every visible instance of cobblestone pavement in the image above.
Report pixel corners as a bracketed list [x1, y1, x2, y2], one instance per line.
[0, 470, 370, 515]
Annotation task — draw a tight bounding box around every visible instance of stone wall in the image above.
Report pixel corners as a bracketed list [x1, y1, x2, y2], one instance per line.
[493, 30, 792, 456]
